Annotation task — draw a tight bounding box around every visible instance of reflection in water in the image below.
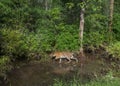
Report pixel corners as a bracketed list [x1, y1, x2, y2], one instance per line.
[7, 56, 110, 86]
[52, 64, 75, 75]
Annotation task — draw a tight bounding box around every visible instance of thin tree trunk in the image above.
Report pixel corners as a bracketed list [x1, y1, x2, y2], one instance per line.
[49, 0, 52, 9]
[79, 8, 85, 55]
[45, 0, 48, 11]
[105, 0, 109, 27]
[109, 0, 114, 42]
[44, 0, 52, 11]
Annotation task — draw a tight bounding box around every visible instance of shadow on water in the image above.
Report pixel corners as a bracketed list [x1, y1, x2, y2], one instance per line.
[4, 53, 118, 86]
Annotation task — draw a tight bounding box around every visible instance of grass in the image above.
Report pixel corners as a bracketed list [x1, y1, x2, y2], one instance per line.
[53, 72, 120, 86]
[0, 56, 11, 72]
[53, 78, 120, 86]
[0, 56, 12, 83]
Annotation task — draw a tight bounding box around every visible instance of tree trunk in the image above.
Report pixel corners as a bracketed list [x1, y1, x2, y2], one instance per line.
[105, 0, 109, 27]
[45, 0, 48, 11]
[49, 0, 52, 9]
[44, 0, 52, 11]
[79, 8, 85, 55]
[109, 0, 114, 42]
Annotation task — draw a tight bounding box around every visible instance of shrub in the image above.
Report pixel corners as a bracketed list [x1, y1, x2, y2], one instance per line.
[84, 31, 106, 48]
[83, 14, 108, 49]
[54, 24, 79, 51]
[0, 29, 25, 59]
[0, 56, 11, 73]
[106, 42, 120, 59]
[113, 13, 120, 41]
[0, 29, 43, 61]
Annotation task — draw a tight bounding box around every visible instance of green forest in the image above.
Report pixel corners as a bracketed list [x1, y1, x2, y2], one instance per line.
[0, 0, 120, 86]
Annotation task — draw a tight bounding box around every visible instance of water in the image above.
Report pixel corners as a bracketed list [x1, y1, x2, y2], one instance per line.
[5, 53, 117, 86]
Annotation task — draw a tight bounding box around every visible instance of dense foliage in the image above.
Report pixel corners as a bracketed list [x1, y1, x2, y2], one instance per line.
[0, 0, 120, 85]
[0, 0, 120, 73]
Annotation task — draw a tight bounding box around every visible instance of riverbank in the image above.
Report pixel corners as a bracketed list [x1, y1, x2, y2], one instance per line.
[0, 49, 119, 86]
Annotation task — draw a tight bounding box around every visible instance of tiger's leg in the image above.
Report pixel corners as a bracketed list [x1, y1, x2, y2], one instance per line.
[71, 56, 78, 62]
[59, 58, 62, 63]
[67, 58, 71, 63]
[74, 58, 78, 62]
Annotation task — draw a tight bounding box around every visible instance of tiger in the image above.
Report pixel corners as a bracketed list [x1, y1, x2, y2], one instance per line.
[50, 51, 78, 63]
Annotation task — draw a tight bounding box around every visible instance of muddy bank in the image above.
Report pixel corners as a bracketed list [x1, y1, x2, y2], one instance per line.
[1, 51, 120, 86]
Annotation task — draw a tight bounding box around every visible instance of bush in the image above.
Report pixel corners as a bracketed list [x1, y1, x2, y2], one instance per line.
[83, 14, 108, 49]
[0, 29, 27, 60]
[55, 24, 79, 51]
[0, 56, 11, 74]
[113, 13, 120, 41]
[0, 29, 43, 61]
[84, 31, 106, 48]
[106, 42, 120, 59]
